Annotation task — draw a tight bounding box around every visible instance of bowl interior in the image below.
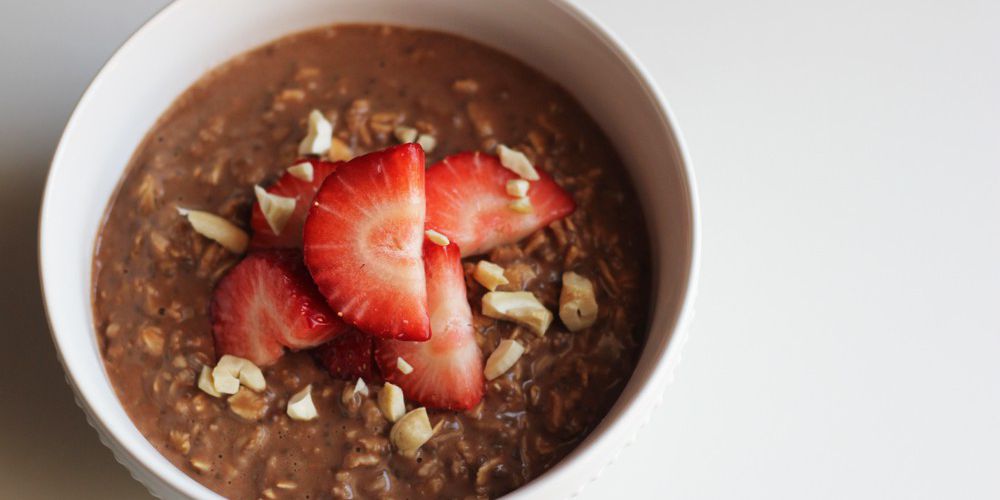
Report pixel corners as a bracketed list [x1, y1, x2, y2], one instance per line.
[39, 0, 696, 497]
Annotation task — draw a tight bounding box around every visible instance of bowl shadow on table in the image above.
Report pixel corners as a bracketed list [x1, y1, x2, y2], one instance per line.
[0, 165, 150, 499]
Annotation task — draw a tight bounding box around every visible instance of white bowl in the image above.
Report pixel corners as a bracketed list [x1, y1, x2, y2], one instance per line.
[38, 0, 699, 498]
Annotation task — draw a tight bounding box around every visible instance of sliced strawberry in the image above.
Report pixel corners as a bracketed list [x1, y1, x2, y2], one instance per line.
[375, 240, 484, 410]
[313, 329, 378, 381]
[425, 151, 576, 257]
[211, 250, 349, 366]
[250, 158, 340, 249]
[303, 143, 430, 341]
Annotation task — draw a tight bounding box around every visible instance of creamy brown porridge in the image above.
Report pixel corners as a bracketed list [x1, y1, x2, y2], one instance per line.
[93, 24, 650, 499]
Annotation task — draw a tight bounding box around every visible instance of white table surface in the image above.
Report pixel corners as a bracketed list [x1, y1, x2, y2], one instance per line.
[2, 1, 997, 498]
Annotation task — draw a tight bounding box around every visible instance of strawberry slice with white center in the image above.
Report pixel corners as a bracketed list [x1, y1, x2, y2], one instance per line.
[211, 250, 349, 366]
[425, 151, 576, 257]
[313, 328, 378, 381]
[250, 158, 340, 249]
[375, 240, 485, 410]
[303, 143, 430, 341]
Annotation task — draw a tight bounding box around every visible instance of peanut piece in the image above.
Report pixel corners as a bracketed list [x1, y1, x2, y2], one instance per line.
[390, 408, 434, 455]
[238, 362, 266, 392]
[473, 261, 509, 291]
[559, 272, 599, 331]
[482, 291, 553, 335]
[416, 134, 437, 153]
[378, 382, 406, 422]
[396, 357, 413, 375]
[484, 339, 525, 380]
[211, 371, 240, 396]
[497, 145, 539, 180]
[197, 366, 222, 398]
[506, 179, 530, 198]
[253, 185, 296, 235]
[353, 378, 369, 397]
[507, 307, 553, 335]
[394, 125, 418, 143]
[212, 354, 266, 394]
[286, 161, 314, 182]
[177, 207, 248, 254]
[287, 384, 318, 421]
[298, 109, 333, 156]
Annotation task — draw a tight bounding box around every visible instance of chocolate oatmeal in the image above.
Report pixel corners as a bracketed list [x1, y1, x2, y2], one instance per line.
[93, 25, 649, 499]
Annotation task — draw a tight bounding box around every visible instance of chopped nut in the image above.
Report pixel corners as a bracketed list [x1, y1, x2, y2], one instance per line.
[425, 229, 450, 246]
[253, 185, 296, 235]
[396, 357, 413, 375]
[228, 387, 268, 421]
[190, 457, 212, 473]
[197, 366, 222, 398]
[212, 371, 240, 395]
[508, 307, 553, 335]
[473, 261, 509, 291]
[341, 383, 362, 408]
[497, 145, 540, 180]
[298, 109, 333, 156]
[329, 137, 353, 161]
[416, 134, 437, 153]
[353, 378, 369, 397]
[390, 408, 434, 455]
[482, 291, 553, 335]
[239, 368, 265, 393]
[506, 179, 530, 198]
[276, 480, 298, 490]
[287, 384, 318, 421]
[559, 272, 599, 331]
[378, 382, 406, 422]
[212, 354, 266, 394]
[508, 197, 534, 214]
[485, 339, 525, 380]
[393, 125, 418, 143]
[177, 207, 248, 254]
[286, 161, 314, 182]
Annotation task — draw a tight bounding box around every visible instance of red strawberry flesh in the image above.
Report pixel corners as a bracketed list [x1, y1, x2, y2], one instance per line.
[251, 158, 340, 249]
[211, 249, 349, 366]
[375, 240, 485, 410]
[425, 151, 576, 257]
[303, 143, 430, 341]
[313, 328, 378, 381]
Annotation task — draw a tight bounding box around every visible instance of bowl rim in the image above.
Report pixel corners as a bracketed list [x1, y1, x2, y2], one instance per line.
[37, 0, 701, 498]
